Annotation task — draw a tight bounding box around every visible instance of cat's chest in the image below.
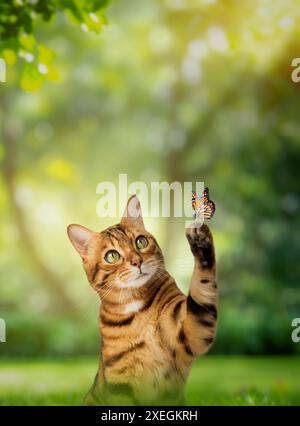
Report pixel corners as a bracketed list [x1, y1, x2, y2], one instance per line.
[101, 313, 167, 367]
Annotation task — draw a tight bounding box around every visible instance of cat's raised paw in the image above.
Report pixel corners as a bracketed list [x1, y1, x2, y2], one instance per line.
[185, 224, 214, 268]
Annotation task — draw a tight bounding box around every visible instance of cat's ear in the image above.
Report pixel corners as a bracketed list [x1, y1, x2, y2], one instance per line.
[67, 224, 95, 257]
[120, 195, 145, 229]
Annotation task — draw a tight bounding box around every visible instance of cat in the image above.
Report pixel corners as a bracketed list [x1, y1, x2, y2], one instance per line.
[67, 195, 218, 405]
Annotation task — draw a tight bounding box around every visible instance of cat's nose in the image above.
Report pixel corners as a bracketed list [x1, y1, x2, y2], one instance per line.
[131, 256, 142, 268]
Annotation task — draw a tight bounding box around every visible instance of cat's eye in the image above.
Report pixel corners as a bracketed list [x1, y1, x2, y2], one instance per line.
[104, 250, 120, 264]
[136, 235, 148, 250]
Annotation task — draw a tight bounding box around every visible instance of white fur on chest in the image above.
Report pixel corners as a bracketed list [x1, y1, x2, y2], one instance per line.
[123, 300, 143, 314]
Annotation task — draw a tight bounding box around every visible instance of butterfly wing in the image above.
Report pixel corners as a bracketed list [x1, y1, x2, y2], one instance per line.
[192, 190, 205, 218]
[191, 188, 215, 220]
[192, 191, 201, 210]
[203, 200, 215, 219]
[191, 191, 201, 219]
[202, 187, 210, 204]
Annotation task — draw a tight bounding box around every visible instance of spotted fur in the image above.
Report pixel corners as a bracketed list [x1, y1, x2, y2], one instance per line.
[67, 196, 218, 405]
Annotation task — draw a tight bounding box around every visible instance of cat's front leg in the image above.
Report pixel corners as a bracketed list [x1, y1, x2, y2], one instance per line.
[83, 373, 107, 406]
[185, 223, 216, 277]
[183, 223, 218, 355]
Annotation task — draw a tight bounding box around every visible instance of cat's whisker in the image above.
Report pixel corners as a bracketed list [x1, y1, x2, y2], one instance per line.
[100, 289, 113, 303]
[169, 266, 193, 272]
[169, 261, 193, 266]
[147, 259, 164, 265]
[100, 282, 114, 298]
[100, 282, 116, 302]
[101, 285, 115, 301]
[119, 270, 128, 279]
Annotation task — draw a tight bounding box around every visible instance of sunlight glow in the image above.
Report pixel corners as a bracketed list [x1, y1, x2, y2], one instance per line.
[207, 26, 229, 52]
[188, 39, 208, 59]
[35, 201, 61, 225]
[279, 16, 294, 30]
[181, 57, 202, 85]
[149, 27, 173, 52]
[14, 185, 34, 208]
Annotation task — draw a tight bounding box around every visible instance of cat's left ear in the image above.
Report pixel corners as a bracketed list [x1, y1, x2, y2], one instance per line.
[120, 195, 145, 229]
[67, 224, 95, 257]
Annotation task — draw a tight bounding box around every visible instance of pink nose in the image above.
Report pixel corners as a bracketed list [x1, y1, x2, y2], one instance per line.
[131, 256, 142, 268]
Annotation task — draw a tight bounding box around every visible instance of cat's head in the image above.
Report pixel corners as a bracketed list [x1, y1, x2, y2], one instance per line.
[67, 195, 164, 294]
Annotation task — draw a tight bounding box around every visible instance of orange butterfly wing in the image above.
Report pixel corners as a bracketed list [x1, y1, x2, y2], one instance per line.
[191, 188, 215, 220]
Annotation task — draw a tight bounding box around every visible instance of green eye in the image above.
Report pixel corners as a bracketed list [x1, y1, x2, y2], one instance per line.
[136, 235, 148, 250]
[104, 250, 120, 264]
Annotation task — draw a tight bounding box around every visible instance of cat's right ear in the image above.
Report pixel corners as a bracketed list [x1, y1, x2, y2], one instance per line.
[121, 195, 145, 229]
[67, 224, 95, 257]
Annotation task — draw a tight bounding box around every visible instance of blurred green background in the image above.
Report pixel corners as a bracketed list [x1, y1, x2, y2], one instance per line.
[1, 0, 300, 405]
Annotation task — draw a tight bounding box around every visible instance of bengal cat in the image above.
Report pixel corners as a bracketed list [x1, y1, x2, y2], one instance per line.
[67, 195, 218, 405]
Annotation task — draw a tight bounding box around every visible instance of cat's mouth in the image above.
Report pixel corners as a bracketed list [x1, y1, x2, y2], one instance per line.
[134, 268, 149, 280]
[116, 259, 163, 289]
[118, 266, 154, 288]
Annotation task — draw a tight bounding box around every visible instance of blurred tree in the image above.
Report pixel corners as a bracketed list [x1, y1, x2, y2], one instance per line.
[0, 0, 111, 315]
[0, 0, 110, 91]
[0, 0, 300, 355]
[1, 93, 75, 314]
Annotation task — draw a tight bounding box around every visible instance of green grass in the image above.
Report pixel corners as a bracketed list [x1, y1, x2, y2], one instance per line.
[0, 356, 299, 406]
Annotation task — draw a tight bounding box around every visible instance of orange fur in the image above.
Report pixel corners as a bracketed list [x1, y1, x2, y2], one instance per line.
[68, 196, 218, 405]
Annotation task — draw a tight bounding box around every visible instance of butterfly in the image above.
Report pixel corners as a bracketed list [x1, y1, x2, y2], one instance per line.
[192, 187, 216, 220]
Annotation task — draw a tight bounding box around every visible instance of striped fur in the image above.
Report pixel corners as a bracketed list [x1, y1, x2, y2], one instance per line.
[68, 196, 218, 405]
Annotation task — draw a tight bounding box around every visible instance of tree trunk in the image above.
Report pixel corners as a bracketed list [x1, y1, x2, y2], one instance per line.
[0, 92, 76, 316]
